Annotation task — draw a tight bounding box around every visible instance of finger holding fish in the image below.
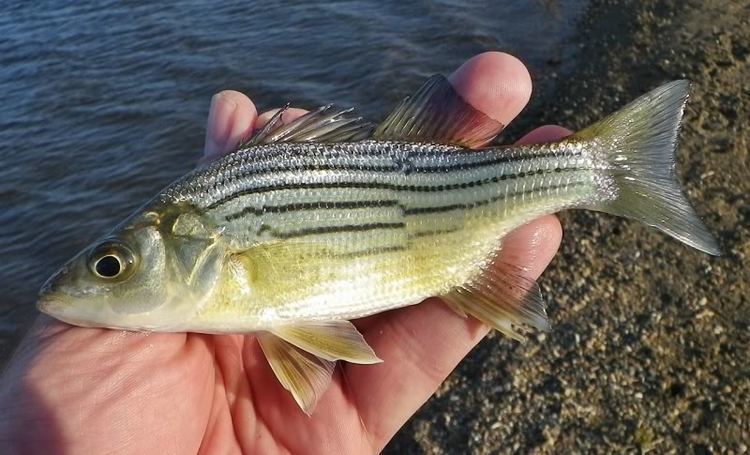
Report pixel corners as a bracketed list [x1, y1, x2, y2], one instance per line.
[203, 90, 258, 160]
[447, 51, 532, 129]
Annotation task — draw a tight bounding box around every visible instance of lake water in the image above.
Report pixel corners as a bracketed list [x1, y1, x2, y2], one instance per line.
[0, 0, 586, 358]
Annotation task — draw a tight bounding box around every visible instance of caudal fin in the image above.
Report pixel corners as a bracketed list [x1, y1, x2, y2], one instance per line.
[574, 80, 721, 255]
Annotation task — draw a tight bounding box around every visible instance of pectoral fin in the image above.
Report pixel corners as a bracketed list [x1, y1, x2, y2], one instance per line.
[257, 333, 336, 415]
[270, 320, 382, 364]
[442, 254, 550, 342]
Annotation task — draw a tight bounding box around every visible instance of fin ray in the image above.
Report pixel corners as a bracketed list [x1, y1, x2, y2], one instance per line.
[249, 103, 290, 145]
[244, 104, 374, 147]
[372, 74, 504, 147]
[257, 333, 335, 415]
[442, 254, 549, 342]
[577, 80, 721, 255]
[270, 320, 382, 364]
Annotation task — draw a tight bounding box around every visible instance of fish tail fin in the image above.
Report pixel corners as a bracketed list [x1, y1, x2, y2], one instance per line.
[574, 80, 721, 255]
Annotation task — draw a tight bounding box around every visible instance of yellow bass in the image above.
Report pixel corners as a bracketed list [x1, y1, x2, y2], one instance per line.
[38, 76, 720, 414]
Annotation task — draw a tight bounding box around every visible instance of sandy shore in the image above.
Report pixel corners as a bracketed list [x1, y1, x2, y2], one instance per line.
[386, 0, 749, 452]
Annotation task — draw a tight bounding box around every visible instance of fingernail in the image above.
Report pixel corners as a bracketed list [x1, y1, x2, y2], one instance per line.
[204, 93, 238, 159]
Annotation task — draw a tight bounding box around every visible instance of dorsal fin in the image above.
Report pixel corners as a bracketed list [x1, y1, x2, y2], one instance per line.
[372, 74, 505, 148]
[243, 104, 374, 146]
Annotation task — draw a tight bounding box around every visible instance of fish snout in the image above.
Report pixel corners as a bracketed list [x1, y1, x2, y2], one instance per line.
[39, 265, 68, 295]
[37, 266, 72, 314]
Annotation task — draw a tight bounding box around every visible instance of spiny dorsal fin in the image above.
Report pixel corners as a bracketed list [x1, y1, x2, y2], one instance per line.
[372, 74, 505, 148]
[270, 320, 382, 364]
[442, 255, 549, 342]
[244, 104, 374, 146]
[257, 333, 336, 416]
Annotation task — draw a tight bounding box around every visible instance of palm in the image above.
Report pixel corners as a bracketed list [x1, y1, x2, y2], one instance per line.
[188, 332, 379, 453]
[1, 52, 565, 453]
[0, 306, 490, 453]
[2, 322, 376, 452]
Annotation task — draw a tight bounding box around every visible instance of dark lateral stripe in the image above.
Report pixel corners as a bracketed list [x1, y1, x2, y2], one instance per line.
[210, 150, 575, 188]
[204, 167, 564, 212]
[269, 244, 407, 260]
[225, 199, 401, 222]
[229, 141, 567, 162]
[222, 171, 582, 222]
[249, 179, 588, 242]
[409, 227, 462, 238]
[404, 179, 589, 218]
[404, 203, 473, 216]
[257, 221, 406, 239]
[206, 181, 479, 212]
[329, 245, 407, 259]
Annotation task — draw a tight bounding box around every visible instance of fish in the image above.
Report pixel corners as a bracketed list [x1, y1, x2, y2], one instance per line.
[38, 75, 720, 414]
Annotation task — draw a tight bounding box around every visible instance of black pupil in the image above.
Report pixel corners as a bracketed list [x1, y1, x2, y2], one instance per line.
[96, 255, 121, 277]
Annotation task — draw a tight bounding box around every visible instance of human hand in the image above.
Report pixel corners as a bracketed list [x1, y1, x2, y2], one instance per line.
[0, 52, 564, 454]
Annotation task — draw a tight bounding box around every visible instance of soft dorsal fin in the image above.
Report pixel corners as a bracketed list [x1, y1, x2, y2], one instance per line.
[372, 74, 505, 148]
[243, 104, 374, 146]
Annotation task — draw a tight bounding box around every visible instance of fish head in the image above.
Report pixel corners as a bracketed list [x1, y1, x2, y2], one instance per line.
[38, 202, 224, 330]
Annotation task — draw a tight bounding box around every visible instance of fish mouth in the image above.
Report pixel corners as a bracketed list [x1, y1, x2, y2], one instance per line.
[36, 295, 97, 328]
[36, 294, 64, 317]
[38, 273, 62, 315]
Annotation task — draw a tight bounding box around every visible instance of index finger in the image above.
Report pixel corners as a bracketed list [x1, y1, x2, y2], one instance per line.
[203, 90, 258, 160]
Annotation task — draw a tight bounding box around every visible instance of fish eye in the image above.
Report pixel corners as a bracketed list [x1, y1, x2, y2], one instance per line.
[95, 255, 121, 277]
[88, 241, 136, 281]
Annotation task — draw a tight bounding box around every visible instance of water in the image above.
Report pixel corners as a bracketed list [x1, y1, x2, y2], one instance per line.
[0, 0, 586, 357]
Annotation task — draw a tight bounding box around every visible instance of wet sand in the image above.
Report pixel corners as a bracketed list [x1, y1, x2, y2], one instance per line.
[386, 0, 749, 452]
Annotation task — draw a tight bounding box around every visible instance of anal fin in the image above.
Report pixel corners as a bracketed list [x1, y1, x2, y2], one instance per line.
[442, 257, 550, 342]
[257, 333, 336, 415]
